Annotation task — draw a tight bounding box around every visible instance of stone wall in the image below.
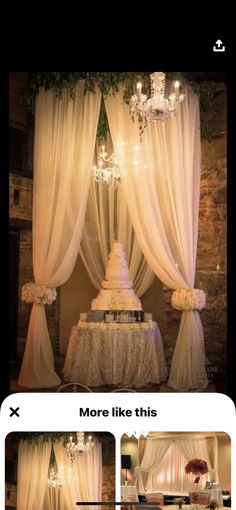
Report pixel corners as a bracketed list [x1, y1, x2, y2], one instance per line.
[9, 174, 33, 221]
[102, 464, 115, 510]
[101, 434, 115, 510]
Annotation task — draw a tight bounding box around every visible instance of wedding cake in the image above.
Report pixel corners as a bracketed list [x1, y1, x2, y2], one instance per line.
[91, 241, 142, 311]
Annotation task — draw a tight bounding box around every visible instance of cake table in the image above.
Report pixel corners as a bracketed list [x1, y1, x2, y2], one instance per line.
[63, 320, 167, 387]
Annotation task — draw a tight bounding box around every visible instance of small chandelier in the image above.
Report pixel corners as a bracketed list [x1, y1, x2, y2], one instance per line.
[93, 145, 121, 188]
[125, 432, 149, 439]
[66, 432, 94, 462]
[48, 466, 62, 489]
[130, 72, 185, 122]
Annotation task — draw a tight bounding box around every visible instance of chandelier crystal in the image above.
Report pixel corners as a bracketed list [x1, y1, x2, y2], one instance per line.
[66, 432, 94, 462]
[93, 145, 121, 188]
[48, 466, 62, 489]
[130, 72, 185, 122]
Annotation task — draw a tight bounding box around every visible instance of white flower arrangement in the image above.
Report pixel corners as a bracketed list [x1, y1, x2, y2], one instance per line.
[171, 288, 206, 311]
[21, 282, 57, 305]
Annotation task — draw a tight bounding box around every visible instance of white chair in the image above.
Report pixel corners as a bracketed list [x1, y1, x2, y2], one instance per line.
[189, 491, 210, 505]
[56, 382, 93, 392]
[146, 494, 164, 506]
[112, 387, 137, 393]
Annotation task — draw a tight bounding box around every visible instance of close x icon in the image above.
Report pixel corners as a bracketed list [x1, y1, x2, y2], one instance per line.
[9, 407, 20, 417]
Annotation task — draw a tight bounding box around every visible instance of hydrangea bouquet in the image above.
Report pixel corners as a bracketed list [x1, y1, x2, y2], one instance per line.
[21, 282, 57, 305]
[172, 288, 206, 311]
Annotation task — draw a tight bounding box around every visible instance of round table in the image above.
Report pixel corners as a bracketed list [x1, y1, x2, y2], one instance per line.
[63, 320, 167, 386]
[121, 485, 139, 501]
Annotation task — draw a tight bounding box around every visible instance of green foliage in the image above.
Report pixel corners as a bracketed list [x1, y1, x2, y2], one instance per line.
[11, 432, 70, 451]
[191, 81, 221, 140]
[97, 98, 109, 143]
[21, 72, 224, 142]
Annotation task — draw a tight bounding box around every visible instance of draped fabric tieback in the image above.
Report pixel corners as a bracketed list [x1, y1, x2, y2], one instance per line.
[21, 282, 57, 305]
[171, 288, 206, 311]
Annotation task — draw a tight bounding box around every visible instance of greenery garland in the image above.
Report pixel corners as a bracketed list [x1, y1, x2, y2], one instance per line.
[11, 432, 69, 451]
[11, 432, 77, 466]
[21, 72, 225, 141]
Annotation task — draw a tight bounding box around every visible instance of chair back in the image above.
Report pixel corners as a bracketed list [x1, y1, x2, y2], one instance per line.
[147, 495, 164, 506]
[112, 388, 137, 393]
[189, 492, 210, 505]
[56, 382, 93, 392]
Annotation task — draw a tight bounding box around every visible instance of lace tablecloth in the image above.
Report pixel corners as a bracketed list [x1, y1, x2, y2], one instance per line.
[63, 321, 167, 386]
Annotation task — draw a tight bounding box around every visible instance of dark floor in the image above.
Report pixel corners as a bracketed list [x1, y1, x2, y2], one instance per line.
[9, 357, 226, 394]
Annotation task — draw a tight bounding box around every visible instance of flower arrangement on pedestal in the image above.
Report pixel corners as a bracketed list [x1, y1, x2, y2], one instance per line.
[185, 458, 208, 489]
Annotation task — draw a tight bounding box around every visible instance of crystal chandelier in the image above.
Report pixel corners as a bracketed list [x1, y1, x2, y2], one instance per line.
[125, 432, 149, 439]
[48, 466, 62, 489]
[93, 145, 121, 188]
[66, 432, 94, 462]
[130, 72, 185, 122]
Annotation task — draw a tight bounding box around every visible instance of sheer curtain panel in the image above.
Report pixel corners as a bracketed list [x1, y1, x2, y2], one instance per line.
[17, 437, 52, 510]
[104, 86, 208, 391]
[54, 439, 102, 510]
[80, 169, 154, 296]
[19, 83, 101, 388]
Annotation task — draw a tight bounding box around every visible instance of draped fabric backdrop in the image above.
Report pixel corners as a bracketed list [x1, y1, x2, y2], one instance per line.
[135, 436, 212, 493]
[135, 438, 173, 492]
[17, 437, 52, 510]
[17, 437, 102, 510]
[54, 439, 102, 510]
[145, 441, 210, 493]
[80, 136, 154, 296]
[104, 86, 208, 390]
[18, 84, 101, 388]
[19, 79, 207, 391]
[45, 485, 66, 510]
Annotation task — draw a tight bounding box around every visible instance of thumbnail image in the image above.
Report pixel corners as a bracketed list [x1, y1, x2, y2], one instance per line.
[5, 431, 115, 510]
[120, 432, 230, 508]
[9, 72, 226, 394]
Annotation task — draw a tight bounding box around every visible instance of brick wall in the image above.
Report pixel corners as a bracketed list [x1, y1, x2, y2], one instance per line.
[17, 230, 33, 354]
[9, 174, 33, 221]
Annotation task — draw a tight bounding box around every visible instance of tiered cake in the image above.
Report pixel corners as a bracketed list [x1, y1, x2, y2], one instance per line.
[91, 241, 142, 311]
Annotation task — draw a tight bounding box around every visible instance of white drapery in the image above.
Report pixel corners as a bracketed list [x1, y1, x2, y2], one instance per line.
[54, 439, 102, 510]
[80, 138, 154, 297]
[18, 83, 101, 388]
[136, 436, 212, 493]
[44, 486, 66, 510]
[104, 86, 208, 391]
[145, 441, 210, 493]
[17, 437, 52, 510]
[213, 435, 219, 482]
[135, 438, 172, 491]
